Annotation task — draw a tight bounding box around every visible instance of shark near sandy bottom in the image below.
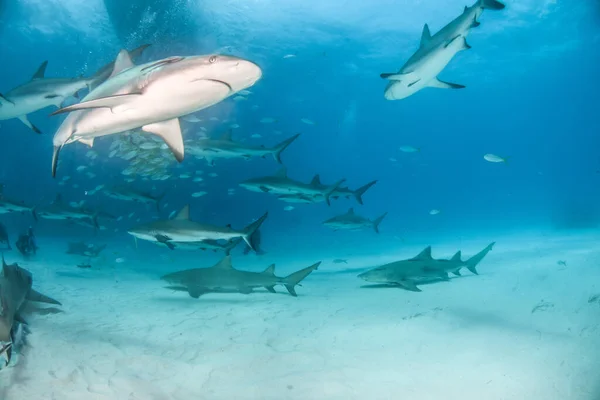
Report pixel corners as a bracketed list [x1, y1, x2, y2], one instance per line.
[239, 167, 346, 206]
[101, 186, 165, 212]
[50, 50, 262, 176]
[0, 44, 149, 134]
[187, 131, 300, 166]
[380, 0, 505, 100]
[358, 242, 495, 291]
[128, 205, 268, 252]
[323, 208, 388, 233]
[0, 256, 61, 367]
[162, 255, 321, 298]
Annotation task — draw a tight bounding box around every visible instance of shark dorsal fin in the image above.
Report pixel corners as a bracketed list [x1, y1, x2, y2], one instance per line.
[274, 167, 287, 178]
[347, 208, 355, 215]
[463, 5, 468, 13]
[420, 24, 432, 47]
[263, 264, 276, 275]
[32, 61, 48, 80]
[310, 174, 321, 186]
[175, 205, 190, 220]
[109, 50, 135, 79]
[451, 251, 462, 262]
[214, 256, 233, 269]
[413, 246, 432, 260]
[220, 130, 233, 141]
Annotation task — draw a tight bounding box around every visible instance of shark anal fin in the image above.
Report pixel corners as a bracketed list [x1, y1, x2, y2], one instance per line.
[396, 280, 421, 292]
[142, 119, 184, 162]
[18, 115, 42, 134]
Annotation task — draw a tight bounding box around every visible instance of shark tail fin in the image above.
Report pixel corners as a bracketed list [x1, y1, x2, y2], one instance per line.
[465, 242, 495, 275]
[325, 179, 346, 206]
[373, 212, 388, 234]
[479, 0, 505, 9]
[281, 262, 321, 297]
[27, 289, 62, 306]
[241, 212, 268, 252]
[272, 133, 300, 164]
[353, 180, 377, 205]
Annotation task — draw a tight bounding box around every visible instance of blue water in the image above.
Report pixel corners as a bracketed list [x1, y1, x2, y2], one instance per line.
[0, 0, 599, 398]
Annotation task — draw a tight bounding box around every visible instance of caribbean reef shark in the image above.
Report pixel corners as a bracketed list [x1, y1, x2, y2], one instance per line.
[278, 177, 378, 206]
[161, 255, 321, 297]
[239, 167, 346, 206]
[51, 51, 262, 176]
[0, 256, 61, 367]
[323, 208, 388, 233]
[187, 131, 300, 166]
[380, 0, 504, 100]
[128, 205, 267, 252]
[358, 242, 495, 292]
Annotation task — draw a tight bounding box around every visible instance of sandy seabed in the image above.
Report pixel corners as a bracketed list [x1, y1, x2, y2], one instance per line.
[0, 230, 599, 400]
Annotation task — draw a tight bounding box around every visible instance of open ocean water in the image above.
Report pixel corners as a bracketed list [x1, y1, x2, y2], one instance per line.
[0, 0, 599, 399]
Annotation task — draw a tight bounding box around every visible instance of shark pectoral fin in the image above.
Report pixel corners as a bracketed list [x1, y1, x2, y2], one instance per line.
[239, 287, 253, 294]
[78, 137, 94, 147]
[142, 119, 184, 162]
[27, 289, 62, 305]
[428, 78, 465, 90]
[265, 285, 276, 293]
[452, 269, 462, 277]
[50, 94, 142, 116]
[380, 72, 417, 81]
[188, 287, 206, 298]
[18, 115, 42, 134]
[396, 280, 421, 292]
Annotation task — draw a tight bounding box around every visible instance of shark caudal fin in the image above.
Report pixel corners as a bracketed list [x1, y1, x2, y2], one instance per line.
[373, 212, 388, 234]
[325, 179, 346, 206]
[353, 180, 377, 205]
[272, 133, 300, 164]
[464, 242, 495, 275]
[479, 0, 505, 10]
[241, 212, 268, 252]
[281, 261, 321, 297]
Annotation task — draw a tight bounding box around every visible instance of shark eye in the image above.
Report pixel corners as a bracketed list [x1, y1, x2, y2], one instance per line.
[209, 56, 217, 64]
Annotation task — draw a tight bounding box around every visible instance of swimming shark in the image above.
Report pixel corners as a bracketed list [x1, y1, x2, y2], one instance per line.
[102, 186, 165, 212]
[50, 51, 262, 177]
[66, 242, 107, 258]
[153, 236, 243, 255]
[239, 167, 346, 206]
[323, 208, 387, 233]
[187, 132, 300, 166]
[0, 62, 95, 134]
[0, 186, 35, 219]
[279, 176, 377, 205]
[0, 255, 61, 367]
[357, 242, 495, 291]
[33, 195, 101, 228]
[380, 0, 504, 100]
[128, 205, 268, 252]
[161, 255, 321, 298]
